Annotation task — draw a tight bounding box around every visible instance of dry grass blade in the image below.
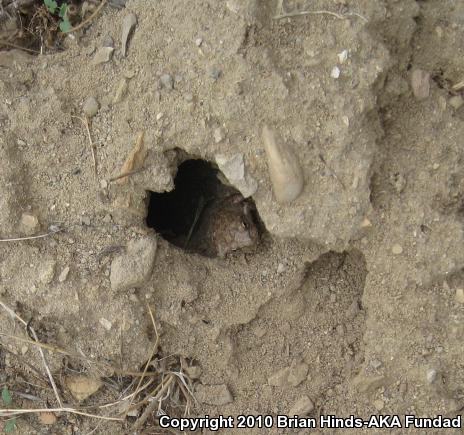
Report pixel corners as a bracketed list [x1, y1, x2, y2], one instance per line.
[0, 407, 123, 421]
[0, 300, 63, 407]
[0, 227, 63, 242]
[0, 40, 40, 53]
[133, 374, 175, 430]
[72, 115, 97, 177]
[124, 303, 159, 419]
[274, 9, 368, 22]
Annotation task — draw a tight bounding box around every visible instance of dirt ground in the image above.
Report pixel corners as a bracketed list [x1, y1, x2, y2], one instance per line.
[0, 0, 464, 433]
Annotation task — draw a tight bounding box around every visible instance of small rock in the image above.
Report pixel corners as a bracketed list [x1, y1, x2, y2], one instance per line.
[160, 74, 174, 90]
[411, 69, 430, 100]
[331, 66, 341, 79]
[121, 13, 137, 57]
[58, 266, 70, 283]
[277, 263, 286, 274]
[455, 288, 464, 304]
[208, 66, 222, 81]
[288, 396, 314, 416]
[109, 0, 127, 7]
[65, 375, 102, 402]
[214, 127, 226, 143]
[102, 35, 114, 48]
[370, 359, 382, 370]
[195, 384, 233, 406]
[185, 365, 202, 379]
[449, 95, 464, 110]
[392, 244, 403, 255]
[113, 78, 129, 104]
[426, 368, 438, 384]
[100, 318, 112, 331]
[110, 237, 157, 291]
[195, 37, 203, 47]
[38, 260, 56, 285]
[38, 412, 57, 425]
[100, 179, 108, 189]
[373, 399, 384, 411]
[215, 153, 258, 198]
[92, 47, 114, 65]
[338, 49, 348, 63]
[19, 213, 39, 235]
[268, 367, 290, 387]
[352, 374, 386, 393]
[83, 96, 99, 118]
[287, 362, 309, 387]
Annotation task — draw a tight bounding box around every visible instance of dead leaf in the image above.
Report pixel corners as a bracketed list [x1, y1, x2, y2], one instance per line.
[117, 131, 147, 184]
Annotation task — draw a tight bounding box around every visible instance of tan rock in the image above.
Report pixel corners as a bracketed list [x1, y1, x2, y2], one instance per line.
[65, 375, 102, 401]
[262, 125, 304, 203]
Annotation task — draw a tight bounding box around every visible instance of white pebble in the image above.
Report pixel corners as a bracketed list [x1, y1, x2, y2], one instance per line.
[331, 66, 341, 79]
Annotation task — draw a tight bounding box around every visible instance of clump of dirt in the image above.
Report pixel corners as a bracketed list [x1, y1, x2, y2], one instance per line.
[1, 0, 464, 433]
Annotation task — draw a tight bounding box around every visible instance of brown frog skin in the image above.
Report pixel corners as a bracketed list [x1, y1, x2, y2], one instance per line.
[191, 194, 259, 258]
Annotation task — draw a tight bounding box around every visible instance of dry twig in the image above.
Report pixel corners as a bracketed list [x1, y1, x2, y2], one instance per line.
[0, 300, 63, 407]
[0, 227, 63, 242]
[274, 9, 368, 22]
[72, 115, 97, 176]
[65, 0, 107, 33]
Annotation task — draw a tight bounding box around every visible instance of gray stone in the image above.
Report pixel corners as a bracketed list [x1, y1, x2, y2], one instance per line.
[58, 266, 70, 283]
[38, 260, 56, 285]
[160, 74, 174, 90]
[411, 69, 430, 100]
[83, 97, 99, 118]
[208, 67, 222, 81]
[102, 35, 114, 48]
[288, 396, 314, 416]
[195, 384, 233, 406]
[92, 47, 114, 65]
[215, 153, 258, 198]
[121, 13, 137, 57]
[449, 95, 464, 110]
[110, 237, 157, 291]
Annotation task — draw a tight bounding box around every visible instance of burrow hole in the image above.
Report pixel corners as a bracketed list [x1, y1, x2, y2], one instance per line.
[146, 158, 262, 258]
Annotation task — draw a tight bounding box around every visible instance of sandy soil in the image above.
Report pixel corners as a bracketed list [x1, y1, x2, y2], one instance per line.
[0, 0, 464, 433]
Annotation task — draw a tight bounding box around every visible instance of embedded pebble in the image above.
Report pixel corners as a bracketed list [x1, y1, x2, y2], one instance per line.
[426, 368, 438, 384]
[392, 244, 403, 255]
[39, 260, 56, 285]
[83, 96, 99, 118]
[455, 288, 464, 304]
[121, 13, 137, 57]
[411, 69, 430, 100]
[331, 66, 341, 79]
[195, 384, 233, 406]
[58, 266, 70, 283]
[268, 361, 308, 388]
[38, 412, 57, 425]
[214, 127, 226, 143]
[262, 125, 304, 204]
[277, 263, 286, 274]
[112, 79, 129, 104]
[373, 399, 384, 411]
[92, 47, 114, 65]
[110, 237, 157, 291]
[288, 396, 314, 416]
[100, 318, 112, 331]
[160, 74, 174, 90]
[215, 153, 258, 198]
[185, 365, 202, 379]
[195, 37, 203, 47]
[209, 66, 222, 80]
[19, 213, 39, 235]
[65, 375, 103, 401]
[338, 49, 348, 63]
[102, 35, 114, 48]
[449, 95, 464, 110]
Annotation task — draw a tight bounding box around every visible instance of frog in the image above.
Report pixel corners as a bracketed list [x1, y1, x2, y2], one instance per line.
[188, 194, 259, 258]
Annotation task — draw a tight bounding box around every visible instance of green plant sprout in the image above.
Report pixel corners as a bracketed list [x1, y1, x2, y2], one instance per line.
[1, 387, 16, 433]
[43, 0, 72, 32]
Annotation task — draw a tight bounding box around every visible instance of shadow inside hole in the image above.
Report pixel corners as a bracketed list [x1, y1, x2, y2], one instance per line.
[146, 159, 261, 257]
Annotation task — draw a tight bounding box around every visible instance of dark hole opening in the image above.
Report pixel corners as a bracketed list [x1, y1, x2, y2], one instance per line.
[146, 158, 261, 258]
